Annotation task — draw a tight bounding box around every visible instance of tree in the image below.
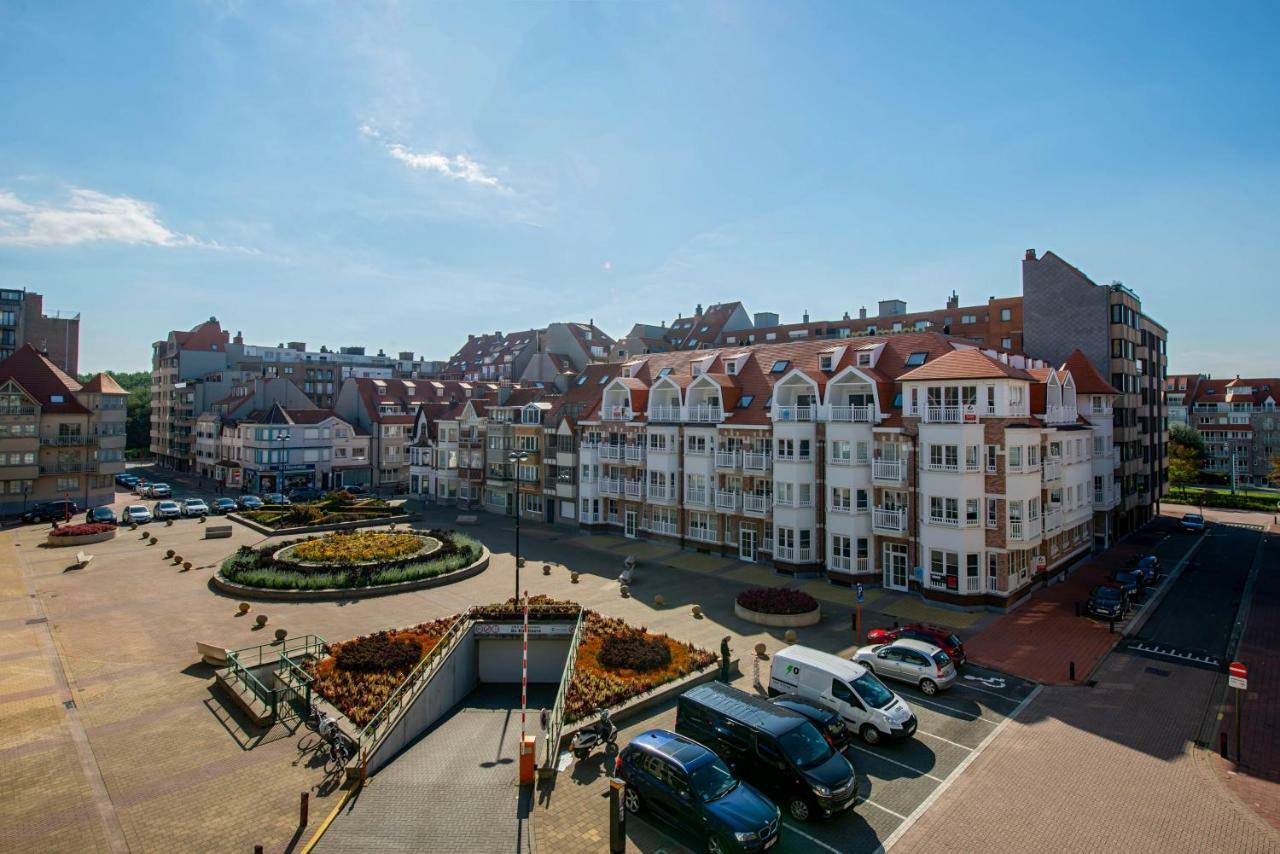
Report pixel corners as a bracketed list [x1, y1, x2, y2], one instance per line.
[1168, 453, 1198, 497]
[1268, 455, 1280, 489]
[1169, 422, 1206, 459]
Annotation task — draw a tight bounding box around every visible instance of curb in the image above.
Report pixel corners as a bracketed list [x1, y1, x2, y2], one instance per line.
[1122, 531, 1208, 639]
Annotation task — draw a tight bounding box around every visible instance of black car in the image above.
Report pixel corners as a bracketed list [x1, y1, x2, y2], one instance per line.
[677, 682, 858, 823]
[22, 499, 79, 523]
[85, 506, 119, 526]
[1087, 583, 1128, 619]
[770, 694, 851, 750]
[341, 484, 369, 496]
[288, 487, 323, 503]
[212, 497, 239, 515]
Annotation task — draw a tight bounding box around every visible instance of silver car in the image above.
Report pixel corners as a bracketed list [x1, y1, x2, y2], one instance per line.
[852, 638, 957, 696]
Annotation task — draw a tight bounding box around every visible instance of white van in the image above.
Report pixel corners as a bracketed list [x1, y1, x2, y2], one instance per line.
[769, 644, 917, 745]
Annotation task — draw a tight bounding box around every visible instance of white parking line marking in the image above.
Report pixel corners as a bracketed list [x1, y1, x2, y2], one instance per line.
[954, 680, 1023, 702]
[903, 693, 1001, 725]
[962, 673, 1007, 689]
[781, 821, 845, 854]
[858, 796, 909, 821]
[844, 743, 945, 783]
[878, 684, 1043, 852]
[913, 728, 975, 752]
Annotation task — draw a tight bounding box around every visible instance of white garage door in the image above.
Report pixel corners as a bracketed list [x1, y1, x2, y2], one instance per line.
[477, 638, 571, 683]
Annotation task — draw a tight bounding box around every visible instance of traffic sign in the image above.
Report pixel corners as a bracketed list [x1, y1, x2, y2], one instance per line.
[855, 583, 865, 604]
[1228, 661, 1248, 691]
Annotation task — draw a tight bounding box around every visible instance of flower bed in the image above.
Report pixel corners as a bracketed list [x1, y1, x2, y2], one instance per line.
[217, 529, 479, 591]
[285, 531, 430, 566]
[239, 493, 400, 530]
[47, 522, 118, 547]
[734, 587, 821, 628]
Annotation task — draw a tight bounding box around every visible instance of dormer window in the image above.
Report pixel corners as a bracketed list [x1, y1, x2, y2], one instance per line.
[857, 352, 872, 366]
[725, 361, 737, 375]
[377, 387, 386, 395]
[597, 375, 608, 385]
[576, 375, 587, 386]
[819, 354, 834, 372]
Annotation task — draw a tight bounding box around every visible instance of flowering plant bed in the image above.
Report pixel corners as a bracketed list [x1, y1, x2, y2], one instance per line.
[284, 531, 431, 566]
[734, 587, 821, 628]
[217, 529, 479, 591]
[50, 522, 116, 537]
[240, 494, 398, 530]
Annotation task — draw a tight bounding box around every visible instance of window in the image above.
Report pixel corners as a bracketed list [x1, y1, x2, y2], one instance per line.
[857, 351, 872, 366]
[1001, 338, 1012, 349]
[1001, 308, 1012, 321]
[986, 498, 997, 528]
[905, 352, 927, 367]
[966, 499, 980, 525]
[961, 314, 976, 324]
[736, 395, 754, 409]
[770, 360, 789, 374]
[597, 375, 608, 384]
[819, 353, 833, 371]
[856, 488, 869, 512]
[831, 487, 851, 512]
[1008, 446, 1023, 468]
[799, 439, 811, 460]
[575, 375, 587, 386]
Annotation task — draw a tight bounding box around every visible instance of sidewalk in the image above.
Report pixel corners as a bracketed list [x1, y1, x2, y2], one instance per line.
[964, 516, 1194, 684]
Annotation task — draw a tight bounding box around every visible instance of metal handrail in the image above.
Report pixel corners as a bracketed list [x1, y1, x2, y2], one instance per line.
[356, 612, 472, 753]
[542, 608, 586, 769]
[224, 649, 277, 718]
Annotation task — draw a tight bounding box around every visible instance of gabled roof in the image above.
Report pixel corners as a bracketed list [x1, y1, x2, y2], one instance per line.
[1061, 350, 1119, 395]
[80, 372, 128, 395]
[898, 348, 1032, 382]
[0, 345, 90, 413]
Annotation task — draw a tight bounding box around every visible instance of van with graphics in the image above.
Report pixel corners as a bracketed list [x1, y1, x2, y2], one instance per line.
[768, 644, 916, 745]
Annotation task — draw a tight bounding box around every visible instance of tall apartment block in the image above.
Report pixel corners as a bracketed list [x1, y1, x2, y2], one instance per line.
[1022, 249, 1168, 538]
[0, 345, 126, 514]
[1166, 374, 1279, 483]
[0, 288, 80, 374]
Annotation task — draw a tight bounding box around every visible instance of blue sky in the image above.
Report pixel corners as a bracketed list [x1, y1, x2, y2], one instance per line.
[2, 1, 1277, 375]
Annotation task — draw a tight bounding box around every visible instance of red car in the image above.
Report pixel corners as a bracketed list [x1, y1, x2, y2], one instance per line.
[866, 623, 966, 666]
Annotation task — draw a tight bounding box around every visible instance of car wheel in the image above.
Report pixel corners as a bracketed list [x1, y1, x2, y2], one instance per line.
[860, 724, 881, 745]
[788, 797, 812, 822]
[707, 833, 730, 854]
[622, 785, 643, 815]
[920, 678, 938, 696]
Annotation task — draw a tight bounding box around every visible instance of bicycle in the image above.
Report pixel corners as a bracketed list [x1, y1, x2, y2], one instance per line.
[326, 731, 355, 776]
[300, 702, 340, 753]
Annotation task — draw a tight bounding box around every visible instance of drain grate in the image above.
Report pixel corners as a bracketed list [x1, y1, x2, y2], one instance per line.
[63, 699, 76, 710]
[25, 617, 48, 625]
[1144, 666, 1171, 677]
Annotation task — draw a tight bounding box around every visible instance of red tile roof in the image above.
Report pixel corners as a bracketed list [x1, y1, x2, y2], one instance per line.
[80, 372, 128, 395]
[0, 345, 90, 414]
[898, 348, 1032, 382]
[1061, 350, 1119, 395]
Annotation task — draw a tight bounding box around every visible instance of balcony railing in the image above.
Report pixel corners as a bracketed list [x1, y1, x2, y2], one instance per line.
[599, 477, 622, 496]
[647, 483, 673, 501]
[714, 450, 739, 469]
[1044, 459, 1062, 481]
[829, 453, 852, 466]
[649, 520, 678, 536]
[831, 555, 871, 573]
[925, 460, 960, 473]
[743, 494, 769, 515]
[598, 444, 625, 461]
[774, 405, 814, 422]
[40, 435, 88, 446]
[872, 459, 906, 483]
[687, 526, 718, 544]
[649, 405, 681, 422]
[686, 404, 724, 423]
[743, 452, 771, 472]
[1045, 405, 1078, 425]
[774, 546, 814, 563]
[714, 490, 740, 512]
[872, 507, 906, 533]
[623, 480, 644, 498]
[685, 487, 709, 506]
[602, 405, 633, 421]
[624, 445, 645, 463]
[923, 405, 964, 423]
[1044, 508, 1062, 533]
[0, 406, 38, 416]
[828, 405, 873, 423]
[1009, 519, 1032, 541]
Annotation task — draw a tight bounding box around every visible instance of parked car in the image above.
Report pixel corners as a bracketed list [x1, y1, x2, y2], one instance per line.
[617, 729, 782, 853]
[85, 506, 119, 526]
[1180, 513, 1206, 534]
[769, 694, 850, 750]
[115, 473, 139, 488]
[212, 497, 238, 515]
[21, 499, 79, 524]
[1087, 583, 1128, 619]
[131, 480, 148, 495]
[1132, 554, 1162, 582]
[677, 682, 859, 822]
[120, 504, 153, 525]
[153, 500, 182, 520]
[341, 484, 369, 496]
[144, 483, 172, 498]
[237, 495, 264, 510]
[768, 644, 916, 745]
[865, 623, 966, 667]
[182, 498, 209, 518]
[852, 639, 957, 696]
[287, 487, 323, 503]
[262, 492, 291, 505]
[1109, 569, 1146, 602]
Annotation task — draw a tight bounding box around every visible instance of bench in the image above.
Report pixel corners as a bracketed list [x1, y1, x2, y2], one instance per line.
[74, 551, 94, 569]
[205, 525, 233, 539]
[456, 514, 479, 525]
[196, 642, 229, 667]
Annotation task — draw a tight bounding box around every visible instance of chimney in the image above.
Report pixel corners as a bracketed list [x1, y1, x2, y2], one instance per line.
[234, 331, 244, 344]
[859, 307, 867, 320]
[842, 311, 850, 321]
[946, 290, 959, 310]
[695, 303, 703, 316]
[468, 334, 474, 342]
[1025, 248, 1036, 261]
[802, 310, 810, 323]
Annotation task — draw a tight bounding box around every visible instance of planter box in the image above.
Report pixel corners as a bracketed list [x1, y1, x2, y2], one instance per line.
[46, 529, 117, 548]
[733, 600, 821, 628]
[227, 512, 416, 536]
[211, 548, 489, 602]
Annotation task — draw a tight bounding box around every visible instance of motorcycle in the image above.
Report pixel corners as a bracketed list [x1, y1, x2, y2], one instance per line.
[571, 707, 618, 759]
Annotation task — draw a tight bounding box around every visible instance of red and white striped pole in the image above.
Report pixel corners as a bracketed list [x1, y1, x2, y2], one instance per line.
[520, 589, 529, 744]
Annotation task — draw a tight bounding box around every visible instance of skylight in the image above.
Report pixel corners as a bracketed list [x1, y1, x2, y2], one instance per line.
[597, 375, 608, 385]
[770, 360, 789, 374]
[737, 395, 754, 409]
[657, 367, 672, 378]
[576, 375, 587, 385]
[905, 352, 928, 367]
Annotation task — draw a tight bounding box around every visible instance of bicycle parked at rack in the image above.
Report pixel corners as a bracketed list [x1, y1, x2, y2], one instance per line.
[300, 701, 354, 774]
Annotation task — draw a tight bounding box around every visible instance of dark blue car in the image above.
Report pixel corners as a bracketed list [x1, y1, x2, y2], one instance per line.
[1087, 583, 1127, 619]
[618, 729, 781, 854]
[1110, 569, 1145, 600]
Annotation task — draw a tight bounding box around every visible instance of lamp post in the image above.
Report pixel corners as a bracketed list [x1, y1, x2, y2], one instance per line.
[275, 429, 292, 495]
[508, 449, 529, 601]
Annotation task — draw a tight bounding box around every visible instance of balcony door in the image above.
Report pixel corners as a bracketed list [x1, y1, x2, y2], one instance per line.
[624, 510, 637, 538]
[883, 543, 909, 591]
[739, 526, 756, 563]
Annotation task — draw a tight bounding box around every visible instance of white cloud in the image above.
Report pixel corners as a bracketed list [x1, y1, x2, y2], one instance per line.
[370, 132, 506, 190]
[359, 124, 381, 139]
[0, 187, 242, 250]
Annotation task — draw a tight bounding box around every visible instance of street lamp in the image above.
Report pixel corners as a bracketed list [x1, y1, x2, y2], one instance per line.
[508, 449, 529, 601]
[275, 430, 292, 495]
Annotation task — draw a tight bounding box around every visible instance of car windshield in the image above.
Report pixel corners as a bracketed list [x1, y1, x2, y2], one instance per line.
[851, 672, 895, 709]
[1184, 515, 1202, 523]
[128, 505, 146, 513]
[689, 757, 738, 801]
[1094, 587, 1121, 600]
[778, 722, 834, 769]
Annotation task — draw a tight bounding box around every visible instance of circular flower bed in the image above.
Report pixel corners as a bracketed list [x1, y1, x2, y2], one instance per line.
[734, 587, 821, 628]
[47, 522, 117, 547]
[217, 529, 481, 593]
[287, 531, 428, 566]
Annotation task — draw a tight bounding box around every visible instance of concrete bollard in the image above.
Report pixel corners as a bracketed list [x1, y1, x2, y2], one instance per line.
[300, 792, 309, 826]
[1220, 731, 1228, 759]
[1069, 661, 1076, 681]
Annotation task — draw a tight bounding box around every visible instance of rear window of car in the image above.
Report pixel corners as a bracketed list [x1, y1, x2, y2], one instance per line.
[946, 634, 962, 648]
[933, 651, 952, 667]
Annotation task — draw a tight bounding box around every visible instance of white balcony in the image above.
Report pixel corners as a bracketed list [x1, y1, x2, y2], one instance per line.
[828, 405, 873, 423]
[774, 405, 814, 422]
[598, 444, 625, 461]
[647, 483, 673, 502]
[1009, 518, 1034, 541]
[1044, 508, 1062, 533]
[830, 554, 851, 571]
[924, 405, 964, 423]
[687, 526, 718, 544]
[685, 487, 710, 507]
[649, 520, 678, 536]
[743, 494, 769, 515]
[649, 405, 681, 422]
[1045, 405, 1078, 425]
[872, 459, 906, 484]
[925, 460, 960, 473]
[714, 490, 741, 512]
[872, 507, 906, 533]
[830, 502, 852, 515]
[623, 480, 644, 498]
[686, 405, 724, 423]
[1044, 458, 1062, 482]
[581, 512, 601, 524]
[714, 450, 740, 469]
[829, 453, 852, 466]
[602, 405, 633, 421]
[928, 514, 959, 528]
[624, 445, 645, 463]
[599, 477, 622, 496]
[743, 452, 771, 472]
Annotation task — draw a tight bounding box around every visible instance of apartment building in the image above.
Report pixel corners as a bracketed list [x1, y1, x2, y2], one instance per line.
[1178, 375, 1280, 483]
[1022, 249, 1168, 535]
[0, 288, 80, 374]
[211, 405, 371, 493]
[1164, 373, 1208, 429]
[442, 322, 614, 383]
[0, 345, 126, 515]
